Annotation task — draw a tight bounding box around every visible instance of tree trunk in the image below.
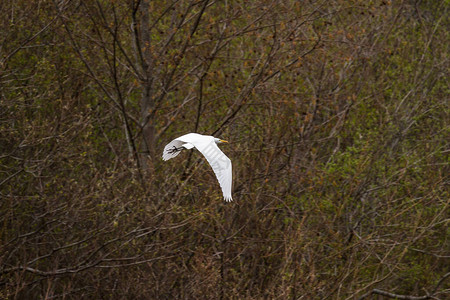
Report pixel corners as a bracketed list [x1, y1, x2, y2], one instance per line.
[139, 0, 155, 167]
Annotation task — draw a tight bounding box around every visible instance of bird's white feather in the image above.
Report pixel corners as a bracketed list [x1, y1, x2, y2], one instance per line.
[195, 141, 233, 202]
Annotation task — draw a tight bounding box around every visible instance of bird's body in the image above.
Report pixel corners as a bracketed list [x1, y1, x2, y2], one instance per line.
[162, 133, 233, 201]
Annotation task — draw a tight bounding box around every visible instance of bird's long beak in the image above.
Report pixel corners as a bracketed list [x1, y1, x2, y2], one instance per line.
[220, 139, 229, 143]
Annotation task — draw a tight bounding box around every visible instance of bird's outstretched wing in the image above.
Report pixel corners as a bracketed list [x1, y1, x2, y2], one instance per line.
[195, 141, 233, 202]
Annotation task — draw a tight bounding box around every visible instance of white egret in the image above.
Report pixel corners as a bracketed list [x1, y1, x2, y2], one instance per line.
[162, 133, 233, 202]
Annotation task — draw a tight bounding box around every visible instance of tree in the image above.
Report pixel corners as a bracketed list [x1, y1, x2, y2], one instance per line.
[1, 0, 448, 298]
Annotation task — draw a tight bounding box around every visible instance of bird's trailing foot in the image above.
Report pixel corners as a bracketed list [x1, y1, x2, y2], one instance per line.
[167, 145, 184, 154]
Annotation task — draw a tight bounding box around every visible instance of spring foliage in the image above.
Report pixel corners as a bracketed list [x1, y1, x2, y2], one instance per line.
[1, 0, 448, 299]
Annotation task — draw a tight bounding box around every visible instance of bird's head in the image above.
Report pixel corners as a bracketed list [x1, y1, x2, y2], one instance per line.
[214, 138, 229, 144]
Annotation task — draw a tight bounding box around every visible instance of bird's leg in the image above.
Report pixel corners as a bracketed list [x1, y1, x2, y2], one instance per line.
[167, 145, 184, 154]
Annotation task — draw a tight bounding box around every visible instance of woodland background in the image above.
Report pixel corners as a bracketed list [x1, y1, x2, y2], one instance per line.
[1, 0, 448, 299]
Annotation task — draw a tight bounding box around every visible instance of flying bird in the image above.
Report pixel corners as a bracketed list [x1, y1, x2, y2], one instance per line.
[162, 133, 233, 202]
